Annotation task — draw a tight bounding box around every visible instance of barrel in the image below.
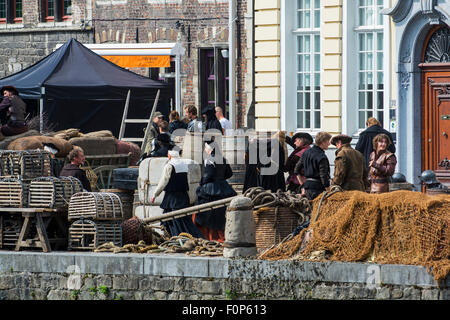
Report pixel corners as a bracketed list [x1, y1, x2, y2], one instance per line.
[100, 188, 135, 220]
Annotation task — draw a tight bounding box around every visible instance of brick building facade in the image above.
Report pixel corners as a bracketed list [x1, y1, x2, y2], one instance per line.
[0, 0, 253, 128]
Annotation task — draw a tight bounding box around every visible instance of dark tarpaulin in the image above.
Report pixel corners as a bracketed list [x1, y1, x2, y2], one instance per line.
[0, 38, 170, 133]
[0, 38, 168, 100]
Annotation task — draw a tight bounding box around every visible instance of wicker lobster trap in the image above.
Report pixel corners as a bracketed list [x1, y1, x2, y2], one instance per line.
[68, 219, 122, 250]
[28, 176, 84, 209]
[253, 206, 305, 249]
[0, 150, 52, 179]
[0, 177, 30, 207]
[68, 192, 123, 221]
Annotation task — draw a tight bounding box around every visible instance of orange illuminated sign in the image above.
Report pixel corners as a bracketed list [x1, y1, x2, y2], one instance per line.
[102, 55, 171, 68]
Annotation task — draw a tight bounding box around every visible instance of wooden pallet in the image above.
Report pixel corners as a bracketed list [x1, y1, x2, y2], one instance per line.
[0, 150, 52, 179]
[29, 177, 83, 209]
[68, 219, 122, 250]
[68, 192, 123, 221]
[0, 177, 30, 207]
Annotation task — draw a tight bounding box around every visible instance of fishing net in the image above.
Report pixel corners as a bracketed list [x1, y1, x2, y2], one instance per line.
[259, 190, 450, 281]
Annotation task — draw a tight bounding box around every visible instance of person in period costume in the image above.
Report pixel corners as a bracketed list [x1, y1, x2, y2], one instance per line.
[368, 133, 397, 193]
[294, 131, 331, 200]
[149, 132, 175, 158]
[168, 110, 188, 134]
[330, 134, 369, 192]
[202, 105, 223, 133]
[0, 86, 29, 136]
[193, 141, 237, 242]
[284, 132, 313, 193]
[151, 149, 204, 238]
[59, 146, 92, 192]
[243, 132, 287, 193]
[355, 117, 396, 169]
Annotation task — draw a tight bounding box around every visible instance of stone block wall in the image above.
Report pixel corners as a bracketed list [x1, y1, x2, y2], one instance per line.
[0, 252, 448, 300]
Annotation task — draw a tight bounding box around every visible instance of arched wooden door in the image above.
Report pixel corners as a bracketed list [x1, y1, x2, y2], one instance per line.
[420, 27, 450, 186]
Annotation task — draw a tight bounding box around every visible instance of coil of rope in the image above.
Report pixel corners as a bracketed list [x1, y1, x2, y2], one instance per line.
[243, 187, 312, 222]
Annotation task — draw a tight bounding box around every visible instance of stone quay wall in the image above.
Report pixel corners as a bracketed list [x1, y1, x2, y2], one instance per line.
[0, 251, 448, 300]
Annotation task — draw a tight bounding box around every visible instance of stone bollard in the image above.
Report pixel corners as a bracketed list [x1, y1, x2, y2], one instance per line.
[223, 197, 257, 258]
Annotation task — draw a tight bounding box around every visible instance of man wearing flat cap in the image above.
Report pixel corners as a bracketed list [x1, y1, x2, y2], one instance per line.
[331, 134, 369, 191]
[0, 86, 29, 136]
[284, 132, 313, 193]
[139, 111, 164, 162]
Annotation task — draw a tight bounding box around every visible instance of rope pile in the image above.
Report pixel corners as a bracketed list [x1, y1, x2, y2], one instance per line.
[243, 187, 312, 218]
[93, 233, 224, 256]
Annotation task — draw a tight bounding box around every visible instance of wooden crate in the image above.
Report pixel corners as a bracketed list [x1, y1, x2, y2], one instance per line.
[0, 177, 30, 207]
[68, 219, 122, 250]
[0, 150, 52, 179]
[68, 192, 123, 221]
[29, 177, 83, 209]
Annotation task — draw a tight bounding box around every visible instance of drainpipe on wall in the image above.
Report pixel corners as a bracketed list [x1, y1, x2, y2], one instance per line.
[229, 0, 237, 129]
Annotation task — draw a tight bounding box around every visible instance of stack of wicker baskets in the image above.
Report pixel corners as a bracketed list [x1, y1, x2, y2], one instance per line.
[67, 192, 124, 250]
[0, 150, 57, 249]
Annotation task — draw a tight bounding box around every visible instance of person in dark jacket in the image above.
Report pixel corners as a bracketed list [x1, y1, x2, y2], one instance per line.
[0, 86, 29, 136]
[201, 105, 223, 133]
[169, 110, 187, 134]
[368, 133, 397, 193]
[330, 134, 369, 192]
[149, 132, 175, 157]
[59, 146, 92, 192]
[294, 131, 332, 200]
[193, 141, 237, 242]
[355, 117, 396, 169]
[151, 149, 204, 238]
[243, 132, 287, 193]
[284, 132, 313, 193]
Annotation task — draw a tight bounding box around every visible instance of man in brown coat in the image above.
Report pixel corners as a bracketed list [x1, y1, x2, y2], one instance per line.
[331, 134, 369, 192]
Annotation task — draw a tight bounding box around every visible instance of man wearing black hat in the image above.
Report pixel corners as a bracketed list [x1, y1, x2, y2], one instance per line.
[331, 134, 369, 191]
[202, 105, 223, 133]
[284, 132, 313, 193]
[0, 86, 29, 136]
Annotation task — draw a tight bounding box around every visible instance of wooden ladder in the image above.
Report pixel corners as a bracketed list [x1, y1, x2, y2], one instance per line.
[118, 89, 160, 148]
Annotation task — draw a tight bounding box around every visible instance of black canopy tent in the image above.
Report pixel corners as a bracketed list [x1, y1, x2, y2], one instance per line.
[0, 38, 170, 136]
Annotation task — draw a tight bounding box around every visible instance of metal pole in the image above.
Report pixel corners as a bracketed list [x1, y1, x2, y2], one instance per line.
[229, 0, 237, 129]
[39, 87, 45, 133]
[142, 196, 238, 224]
[175, 54, 181, 114]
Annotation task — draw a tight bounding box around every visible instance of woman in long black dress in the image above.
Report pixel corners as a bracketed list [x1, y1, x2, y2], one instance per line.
[193, 141, 237, 242]
[151, 150, 204, 238]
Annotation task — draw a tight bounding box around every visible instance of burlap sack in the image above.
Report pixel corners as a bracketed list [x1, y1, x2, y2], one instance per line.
[115, 139, 141, 166]
[0, 130, 40, 150]
[83, 130, 115, 138]
[7, 135, 73, 157]
[69, 136, 117, 155]
[52, 128, 83, 140]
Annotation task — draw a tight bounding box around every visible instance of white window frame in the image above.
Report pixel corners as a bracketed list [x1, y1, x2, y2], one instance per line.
[281, 0, 322, 135]
[342, 0, 391, 136]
